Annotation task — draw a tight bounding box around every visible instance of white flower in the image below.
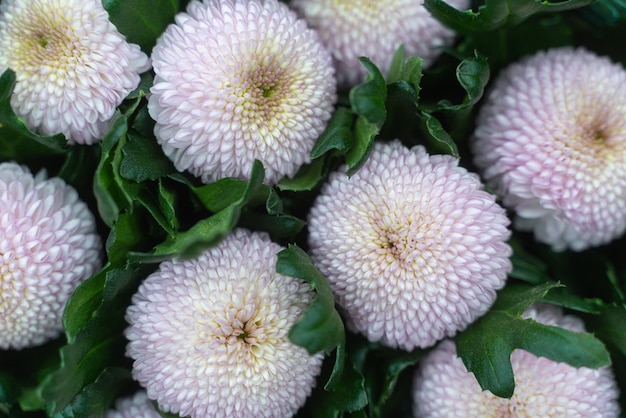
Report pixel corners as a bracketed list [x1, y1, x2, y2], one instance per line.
[0, 0, 150, 144]
[106, 391, 160, 418]
[148, 0, 336, 185]
[125, 229, 323, 418]
[472, 47, 626, 251]
[290, 0, 470, 88]
[0, 162, 102, 350]
[413, 304, 621, 417]
[307, 140, 512, 350]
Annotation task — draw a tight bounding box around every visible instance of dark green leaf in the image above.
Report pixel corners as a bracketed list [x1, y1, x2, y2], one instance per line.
[587, 304, 626, 357]
[310, 107, 354, 159]
[42, 267, 144, 413]
[509, 238, 552, 284]
[120, 132, 175, 182]
[423, 0, 595, 33]
[55, 367, 132, 418]
[93, 114, 132, 226]
[129, 161, 267, 262]
[103, 0, 179, 53]
[438, 51, 490, 111]
[456, 282, 610, 398]
[312, 362, 367, 418]
[276, 245, 345, 354]
[419, 112, 459, 157]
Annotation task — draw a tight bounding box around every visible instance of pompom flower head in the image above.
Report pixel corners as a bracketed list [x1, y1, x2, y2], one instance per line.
[106, 391, 160, 418]
[290, 0, 470, 88]
[307, 140, 512, 351]
[148, 0, 336, 185]
[0, 162, 102, 350]
[413, 304, 621, 417]
[472, 47, 626, 251]
[0, 0, 150, 144]
[125, 229, 323, 418]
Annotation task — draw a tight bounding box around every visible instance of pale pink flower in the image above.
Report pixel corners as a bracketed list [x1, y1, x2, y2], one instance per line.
[413, 304, 621, 417]
[0, 162, 102, 350]
[0, 0, 150, 144]
[106, 391, 160, 418]
[472, 47, 626, 251]
[125, 229, 323, 418]
[307, 140, 512, 351]
[148, 0, 336, 185]
[290, 0, 470, 88]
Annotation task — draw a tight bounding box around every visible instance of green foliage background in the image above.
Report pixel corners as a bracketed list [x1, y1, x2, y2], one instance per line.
[1, 0, 626, 417]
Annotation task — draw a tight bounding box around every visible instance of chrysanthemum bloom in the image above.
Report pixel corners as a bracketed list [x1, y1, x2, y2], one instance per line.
[106, 391, 160, 418]
[290, 0, 470, 88]
[0, 162, 102, 350]
[148, 0, 336, 186]
[0, 0, 150, 144]
[307, 140, 512, 351]
[472, 48, 626, 251]
[413, 304, 621, 417]
[125, 229, 323, 418]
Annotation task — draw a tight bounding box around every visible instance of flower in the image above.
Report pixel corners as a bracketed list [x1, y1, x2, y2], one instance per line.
[106, 391, 160, 418]
[472, 47, 626, 251]
[290, 0, 470, 88]
[125, 228, 323, 418]
[148, 0, 336, 186]
[0, 162, 102, 350]
[412, 304, 621, 417]
[0, 0, 150, 145]
[307, 140, 512, 351]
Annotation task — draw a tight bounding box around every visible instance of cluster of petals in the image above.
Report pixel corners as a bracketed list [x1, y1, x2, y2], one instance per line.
[148, 0, 336, 185]
[472, 47, 626, 251]
[413, 303, 621, 417]
[106, 391, 160, 418]
[307, 140, 512, 351]
[290, 0, 470, 88]
[0, 0, 150, 144]
[0, 162, 102, 350]
[125, 228, 323, 418]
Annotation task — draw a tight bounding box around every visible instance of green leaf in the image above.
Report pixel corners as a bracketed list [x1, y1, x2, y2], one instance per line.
[423, 0, 595, 33]
[456, 282, 611, 398]
[129, 161, 267, 263]
[349, 58, 387, 127]
[120, 132, 175, 182]
[277, 157, 326, 191]
[0, 69, 67, 152]
[345, 116, 378, 176]
[93, 114, 132, 226]
[587, 304, 626, 357]
[386, 45, 423, 104]
[55, 367, 132, 418]
[42, 267, 144, 413]
[310, 107, 354, 159]
[438, 51, 490, 111]
[102, 0, 179, 53]
[276, 245, 345, 354]
[419, 112, 459, 157]
[509, 238, 552, 284]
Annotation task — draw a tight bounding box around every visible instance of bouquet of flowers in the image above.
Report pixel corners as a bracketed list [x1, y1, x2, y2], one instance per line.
[1, 0, 625, 417]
